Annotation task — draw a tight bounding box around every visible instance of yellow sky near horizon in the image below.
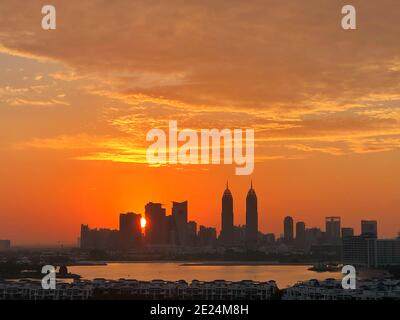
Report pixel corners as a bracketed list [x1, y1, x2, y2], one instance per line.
[0, 0, 400, 244]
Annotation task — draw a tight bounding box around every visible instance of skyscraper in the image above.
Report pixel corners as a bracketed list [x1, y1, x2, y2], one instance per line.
[284, 216, 294, 243]
[295, 221, 306, 247]
[172, 201, 188, 246]
[220, 182, 234, 246]
[119, 212, 142, 248]
[245, 181, 258, 245]
[145, 202, 168, 245]
[341, 227, 354, 239]
[325, 216, 341, 243]
[361, 220, 378, 238]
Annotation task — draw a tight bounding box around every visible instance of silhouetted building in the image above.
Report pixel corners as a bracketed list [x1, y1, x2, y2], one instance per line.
[220, 182, 234, 246]
[263, 233, 276, 245]
[325, 217, 341, 243]
[172, 201, 188, 246]
[343, 236, 400, 267]
[119, 212, 142, 249]
[187, 221, 197, 246]
[145, 202, 168, 245]
[0, 240, 11, 250]
[284, 216, 294, 243]
[305, 228, 323, 249]
[198, 226, 217, 247]
[245, 181, 258, 246]
[341, 227, 354, 239]
[80, 224, 119, 249]
[296, 221, 306, 247]
[233, 225, 246, 245]
[361, 220, 378, 238]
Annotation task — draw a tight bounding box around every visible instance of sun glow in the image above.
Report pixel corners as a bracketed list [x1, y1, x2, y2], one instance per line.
[140, 217, 147, 229]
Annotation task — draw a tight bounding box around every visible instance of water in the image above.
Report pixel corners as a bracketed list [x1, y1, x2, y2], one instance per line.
[68, 262, 341, 288]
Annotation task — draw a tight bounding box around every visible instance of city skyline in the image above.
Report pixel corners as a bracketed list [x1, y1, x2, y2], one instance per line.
[79, 182, 389, 251]
[1, 1, 400, 245]
[2, 179, 396, 246]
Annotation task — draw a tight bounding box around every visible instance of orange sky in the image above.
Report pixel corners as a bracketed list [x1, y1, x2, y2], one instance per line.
[0, 0, 400, 244]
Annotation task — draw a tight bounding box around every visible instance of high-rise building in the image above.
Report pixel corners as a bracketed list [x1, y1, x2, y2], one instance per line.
[343, 236, 400, 267]
[341, 227, 354, 239]
[284, 216, 294, 243]
[0, 240, 11, 250]
[325, 217, 341, 243]
[145, 202, 168, 245]
[119, 212, 142, 248]
[245, 181, 258, 245]
[296, 221, 306, 247]
[80, 224, 119, 249]
[186, 220, 197, 246]
[361, 220, 378, 238]
[198, 226, 217, 247]
[220, 182, 234, 246]
[172, 201, 188, 246]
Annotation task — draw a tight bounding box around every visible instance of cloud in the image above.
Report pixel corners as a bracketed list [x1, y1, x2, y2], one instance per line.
[15, 134, 149, 164]
[2, 0, 400, 160]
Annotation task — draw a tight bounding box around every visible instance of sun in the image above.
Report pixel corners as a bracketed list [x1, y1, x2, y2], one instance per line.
[140, 217, 147, 229]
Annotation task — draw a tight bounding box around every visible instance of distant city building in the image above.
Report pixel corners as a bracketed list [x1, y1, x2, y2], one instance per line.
[283, 216, 294, 243]
[361, 220, 378, 238]
[295, 221, 306, 247]
[283, 278, 400, 300]
[145, 202, 168, 245]
[343, 236, 400, 267]
[0, 240, 11, 250]
[80, 225, 119, 249]
[263, 233, 276, 245]
[119, 212, 142, 248]
[245, 181, 258, 246]
[220, 182, 234, 246]
[325, 217, 341, 243]
[172, 201, 188, 246]
[0, 279, 279, 300]
[341, 227, 354, 239]
[305, 227, 323, 249]
[233, 225, 246, 245]
[186, 221, 197, 246]
[198, 226, 217, 247]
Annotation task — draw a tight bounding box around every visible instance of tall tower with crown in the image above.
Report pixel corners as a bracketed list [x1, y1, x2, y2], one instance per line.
[246, 180, 258, 245]
[221, 181, 234, 246]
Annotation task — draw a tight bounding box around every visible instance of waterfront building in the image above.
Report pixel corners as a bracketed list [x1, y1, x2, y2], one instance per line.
[245, 181, 258, 246]
[119, 212, 142, 248]
[198, 226, 217, 247]
[220, 182, 234, 246]
[325, 217, 341, 244]
[283, 278, 400, 300]
[0, 279, 279, 300]
[343, 236, 400, 267]
[172, 201, 188, 246]
[80, 225, 119, 249]
[145, 202, 168, 245]
[295, 221, 306, 248]
[283, 216, 294, 244]
[341, 227, 354, 239]
[361, 220, 378, 238]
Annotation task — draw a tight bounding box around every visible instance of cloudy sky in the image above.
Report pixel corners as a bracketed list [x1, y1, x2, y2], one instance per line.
[0, 0, 399, 244]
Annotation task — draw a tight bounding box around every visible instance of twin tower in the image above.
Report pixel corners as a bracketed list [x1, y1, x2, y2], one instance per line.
[220, 182, 258, 246]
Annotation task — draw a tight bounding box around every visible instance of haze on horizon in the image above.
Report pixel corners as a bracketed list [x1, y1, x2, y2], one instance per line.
[0, 0, 400, 245]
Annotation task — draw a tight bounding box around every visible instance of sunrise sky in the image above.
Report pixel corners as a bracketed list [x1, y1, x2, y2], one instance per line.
[1, 0, 400, 245]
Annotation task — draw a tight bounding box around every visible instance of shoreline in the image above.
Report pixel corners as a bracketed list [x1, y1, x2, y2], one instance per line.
[68, 260, 316, 267]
